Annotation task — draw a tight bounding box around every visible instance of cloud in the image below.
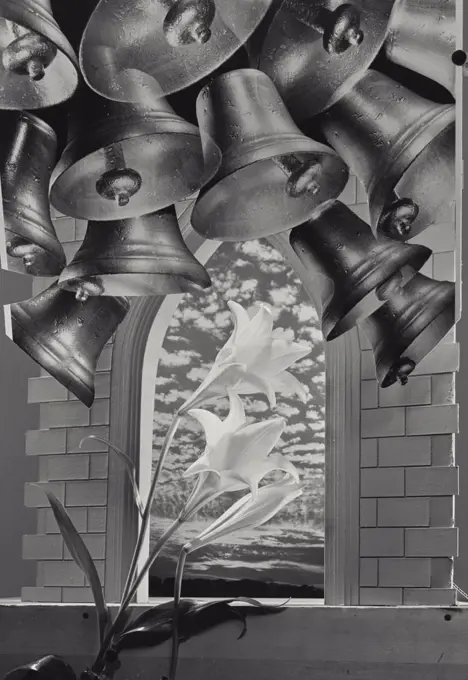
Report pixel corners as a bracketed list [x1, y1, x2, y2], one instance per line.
[268, 285, 299, 307]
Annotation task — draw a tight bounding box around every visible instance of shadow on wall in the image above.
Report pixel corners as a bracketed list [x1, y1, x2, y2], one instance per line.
[0, 269, 39, 597]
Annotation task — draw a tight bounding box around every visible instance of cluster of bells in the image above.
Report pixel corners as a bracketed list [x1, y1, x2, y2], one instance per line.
[0, 0, 457, 407]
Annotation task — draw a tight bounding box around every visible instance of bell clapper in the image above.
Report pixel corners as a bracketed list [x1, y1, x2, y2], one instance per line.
[389, 357, 417, 387]
[73, 279, 105, 302]
[2, 20, 57, 81]
[96, 144, 142, 208]
[378, 197, 419, 240]
[274, 154, 322, 198]
[6, 237, 45, 271]
[285, 2, 364, 54]
[163, 0, 216, 47]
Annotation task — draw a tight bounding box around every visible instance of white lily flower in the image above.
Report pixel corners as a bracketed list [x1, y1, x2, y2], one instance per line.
[179, 391, 299, 520]
[177, 301, 310, 415]
[186, 477, 305, 553]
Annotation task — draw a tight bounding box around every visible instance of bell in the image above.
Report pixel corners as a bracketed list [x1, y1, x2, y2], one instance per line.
[0, 111, 66, 276]
[79, 0, 272, 102]
[49, 85, 221, 222]
[385, 0, 456, 96]
[3, 282, 130, 406]
[361, 271, 455, 387]
[57, 206, 211, 299]
[289, 201, 431, 341]
[191, 68, 348, 241]
[320, 69, 455, 241]
[0, 0, 78, 109]
[247, 0, 399, 122]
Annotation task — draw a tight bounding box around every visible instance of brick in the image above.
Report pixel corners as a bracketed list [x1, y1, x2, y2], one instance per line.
[360, 558, 378, 587]
[38, 507, 87, 534]
[69, 373, 111, 401]
[40, 401, 90, 429]
[91, 400, 110, 426]
[349, 203, 370, 223]
[361, 439, 378, 467]
[411, 343, 459, 376]
[408, 222, 455, 253]
[21, 586, 62, 602]
[405, 528, 458, 557]
[88, 508, 107, 533]
[433, 251, 456, 282]
[377, 498, 430, 527]
[361, 408, 405, 438]
[25, 482, 65, 507]
[361, 350, 377, 380]
[39, 454, 90, 481]
[359, 588, 402, 605]
[431, 558, 453, 589]
[361, 381, 378, 409]
[361, 468, 404, 498]
[430, 497, 454, 526]
[33, 276, 56, 296]
[62, 588, 95, 603]
[50, 205, 67, 219]
[378, 436, 431, 467]
[26, 429, 67, 455]
[405, 466, 459, 496]
[38, 561, 85, 587]
[432, 435, 454, 466]
[96, 345, 113, 372]
[64, 534, 106, 560]
[75, 219, 88, 241]
[53, 217, 76, 242]
[23, 534, 63, 560]
[360, 499, 377, 527]
[379, 558, 431, 588]
[339, 174, 357, 204]
[66, 480, 107, 506]
[360, 529, 404, 557]
[378, 377, 431, 408]
[432, 374, 455, 404]
[406, 404, 458, 435]
[67, 426, 109, 453]
[403, 588, 457, 606]
[356, 179, 367, 204]
[28, 376, 68, 403]
[418, 256, 433, 278]
[357, 325, 372, 350]
[90, 453, 108, 479]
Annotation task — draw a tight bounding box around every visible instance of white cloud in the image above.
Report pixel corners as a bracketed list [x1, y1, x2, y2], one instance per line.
[269, 285, 299, 307]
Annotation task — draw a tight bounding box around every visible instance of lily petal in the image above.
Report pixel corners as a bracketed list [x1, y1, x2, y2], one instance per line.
[225, 301, 251, 347]
[183, 455, 219, 478]
[272, 370, 309, 402]
[186, 409, 224, 449]
[236, 372, 278, 408]
[237, 304, 274, 345]
[223, 390, 246, 433]
[178, 362, 247, 414]
[227, 418, 286, 470]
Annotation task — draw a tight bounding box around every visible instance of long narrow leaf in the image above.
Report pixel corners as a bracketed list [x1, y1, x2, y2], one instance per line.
[79, 435, 144, 517]
[4, 655, 77, 680]
[39, 488, 110, 645]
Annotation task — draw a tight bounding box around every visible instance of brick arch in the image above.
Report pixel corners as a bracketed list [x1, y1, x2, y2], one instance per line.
[105, 223, 363, 605]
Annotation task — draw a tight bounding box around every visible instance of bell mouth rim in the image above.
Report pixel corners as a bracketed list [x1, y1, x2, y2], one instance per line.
[57, 270, 212, 298]
[9, 309, 95, 407]
[322, 243, 432, 342]
[379, 302, 455, 388]
[15, 111, 57, 140]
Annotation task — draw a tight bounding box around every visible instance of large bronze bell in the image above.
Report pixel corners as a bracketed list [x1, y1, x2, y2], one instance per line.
[0, 0, 78, 109]
[79, 0, 272, 102]
[384, 0, 456, 96]
[247, 0, 398, 122]
[49, 85, 221, 221]
[289, 200, 431, 341]
[4, 282, 130, 406]
[57, 206, 211, 299]
[361, 271, 455, 387]
[320, 69, 455, 241]
[0, 111, 66, 276]
[191, 69, 349, 241]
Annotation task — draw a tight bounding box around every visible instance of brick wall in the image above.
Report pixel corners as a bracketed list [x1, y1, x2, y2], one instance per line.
[20, 178, 459, 605]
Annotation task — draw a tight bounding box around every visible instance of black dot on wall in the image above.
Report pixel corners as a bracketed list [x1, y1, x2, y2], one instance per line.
[82, 612, 90, 619]
[444, 613, 452, 621]
[452, 50, 467, 66]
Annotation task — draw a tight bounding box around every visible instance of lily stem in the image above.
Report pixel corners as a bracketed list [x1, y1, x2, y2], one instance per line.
[169, 546, 189, 680]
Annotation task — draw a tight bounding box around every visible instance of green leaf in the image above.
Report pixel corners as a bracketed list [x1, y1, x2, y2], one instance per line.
[4, 655, 76, 680]
[39, 488, 110, 646]
[79, 436, 145, 518]
[115, 596, 286, 651]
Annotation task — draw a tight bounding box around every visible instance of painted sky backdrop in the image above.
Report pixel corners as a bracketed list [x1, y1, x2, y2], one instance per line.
[150, 237, 325, 585]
